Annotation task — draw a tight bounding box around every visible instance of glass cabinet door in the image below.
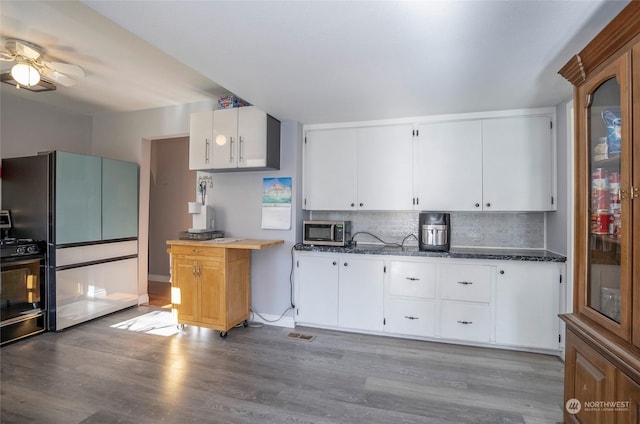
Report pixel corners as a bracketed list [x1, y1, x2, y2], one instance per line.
[102, 158, 138, 240]
[579, 52, 632, 341]
[55, 152, 102, 245]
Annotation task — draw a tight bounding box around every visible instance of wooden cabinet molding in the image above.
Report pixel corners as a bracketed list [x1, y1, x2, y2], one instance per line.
[558, 1, 640, 86]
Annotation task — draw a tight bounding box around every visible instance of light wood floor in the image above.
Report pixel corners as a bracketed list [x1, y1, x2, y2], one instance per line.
[1, 306, 564, 424]
[147, 280, 171, 307]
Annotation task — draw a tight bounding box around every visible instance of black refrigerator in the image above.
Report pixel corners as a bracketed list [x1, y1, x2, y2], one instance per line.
[2, 151, 139, 331]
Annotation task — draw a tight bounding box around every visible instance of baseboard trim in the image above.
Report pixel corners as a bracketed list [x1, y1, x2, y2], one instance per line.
[148, 274, 170, 283]
[250, 310, 295, 328]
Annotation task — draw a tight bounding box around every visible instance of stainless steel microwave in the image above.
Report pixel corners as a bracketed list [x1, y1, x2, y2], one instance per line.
[303, 221, 351, 246]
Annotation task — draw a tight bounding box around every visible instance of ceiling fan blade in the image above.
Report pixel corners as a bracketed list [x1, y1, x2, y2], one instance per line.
[0, 51, 14, 61]
[0, 42, 14, 61]
[40, 67, 77, 87]
[43, 61, 85, 79]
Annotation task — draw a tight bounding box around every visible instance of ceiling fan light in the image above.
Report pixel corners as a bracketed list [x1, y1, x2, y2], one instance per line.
[11, 63, 40, 86]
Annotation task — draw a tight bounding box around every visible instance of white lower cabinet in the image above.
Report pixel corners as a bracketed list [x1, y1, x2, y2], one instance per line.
[338, 257, 385, 331]
[294, 251, 564, 353]
[385, 298, 436, 337]
[440, 301, 492, 343]
[439, 263, 492, 303]
[295, 254, 339, 327]
[495, 262, 561, 350]
[438, 262, 493, 343]
[295, 253, 384, 331]
[384, 260, 437, 337]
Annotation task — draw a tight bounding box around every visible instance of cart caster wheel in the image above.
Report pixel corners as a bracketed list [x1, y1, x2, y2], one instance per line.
[177, 324, 185, 330]
[219, 331, 228, 339]
[243, 320, 249, 328]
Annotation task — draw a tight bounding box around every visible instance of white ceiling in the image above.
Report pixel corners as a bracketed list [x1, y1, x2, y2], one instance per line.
[0, 1, 630, 124]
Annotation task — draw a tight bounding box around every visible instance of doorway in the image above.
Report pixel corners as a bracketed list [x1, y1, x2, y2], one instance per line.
[147, 136, 195, 306]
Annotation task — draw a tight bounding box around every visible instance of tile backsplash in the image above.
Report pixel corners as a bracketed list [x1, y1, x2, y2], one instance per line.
[306, 211, 545, 249]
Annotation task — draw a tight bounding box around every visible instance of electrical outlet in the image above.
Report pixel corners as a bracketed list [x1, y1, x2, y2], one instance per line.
[198, 175, 213, 188]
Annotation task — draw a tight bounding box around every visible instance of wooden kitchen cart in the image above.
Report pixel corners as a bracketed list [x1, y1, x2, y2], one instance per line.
[558, 2, 640, 423]
[166, 239, 283, 338]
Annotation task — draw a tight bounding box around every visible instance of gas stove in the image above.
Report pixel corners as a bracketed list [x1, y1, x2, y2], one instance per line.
[0, 238, 44, 258]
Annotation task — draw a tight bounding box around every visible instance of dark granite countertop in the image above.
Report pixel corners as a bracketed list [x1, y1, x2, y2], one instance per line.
[294, 243, 566, 262]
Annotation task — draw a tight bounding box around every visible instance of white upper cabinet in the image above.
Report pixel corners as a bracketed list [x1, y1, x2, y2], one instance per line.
[416, 115, 555, 211]
[482, 116, 554, 211]
[304, 128, 358, 210]
[357, 125, 414, 210]
[415, 120, 483, 211]
[189, 111, 213, 170]
[303, 109, 556, 212]
[303, 124, 413, 210]
[209, 106, 280, 171]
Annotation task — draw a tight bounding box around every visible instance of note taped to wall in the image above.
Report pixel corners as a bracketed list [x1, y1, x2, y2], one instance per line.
[261, 177, 292, 230]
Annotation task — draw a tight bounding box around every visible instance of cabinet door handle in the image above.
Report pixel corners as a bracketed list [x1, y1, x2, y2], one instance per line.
[192, 266, 197, 277]
[350, 203, 355, 207]
[486, 202, 491, 208]
[457, 320, 473, 325]
[239, 135, 244, 162]
[191, 249, 202, 253]
[332, 261, 337, 266]
[475, 203, 480, 208]
[229, 136, 234, 163]
[457, 281, 472, 285]
[499, 270, 505, 275]
[359, 202, 364, 207]
[406, 277, 420, 281]
[343, 262, 348, 267]
[404, 315, 419, 320]
[205, 139, 210, 163]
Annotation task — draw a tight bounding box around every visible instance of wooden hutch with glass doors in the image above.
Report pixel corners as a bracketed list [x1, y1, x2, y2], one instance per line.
[558, 2, 640, 423]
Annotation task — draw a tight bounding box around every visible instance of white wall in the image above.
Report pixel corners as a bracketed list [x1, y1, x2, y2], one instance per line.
[0, 90, 92, 158]
[91, 100, 215, 162]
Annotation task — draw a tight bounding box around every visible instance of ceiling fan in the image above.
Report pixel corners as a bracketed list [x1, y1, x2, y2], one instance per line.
[0, 38, 85, 90]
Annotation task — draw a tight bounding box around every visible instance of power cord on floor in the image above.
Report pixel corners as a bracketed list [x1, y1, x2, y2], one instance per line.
[235, 243, 297, 328]
[251, 307, 292, 323]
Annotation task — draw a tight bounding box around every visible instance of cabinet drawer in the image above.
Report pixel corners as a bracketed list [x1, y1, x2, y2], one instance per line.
[440, 301, 491, 342]
[389, 261, 436, 299]
[440, 264, 492, 302]
[385, 298, 436, 337]
[171, 245, 225, 259]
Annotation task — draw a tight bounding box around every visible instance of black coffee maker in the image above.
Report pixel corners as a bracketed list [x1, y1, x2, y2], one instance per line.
[418, 212, 450, 252]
